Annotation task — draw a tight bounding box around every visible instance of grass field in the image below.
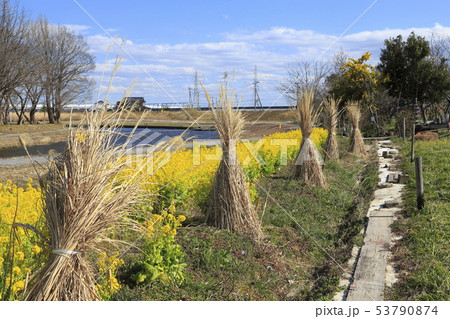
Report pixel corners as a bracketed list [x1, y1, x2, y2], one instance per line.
[386, 137, 450, 300]
[112, 139, 378, 300]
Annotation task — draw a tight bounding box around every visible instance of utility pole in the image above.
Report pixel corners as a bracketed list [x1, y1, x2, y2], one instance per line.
[253, 65, 262, 109]
[193, 70, 200, 109]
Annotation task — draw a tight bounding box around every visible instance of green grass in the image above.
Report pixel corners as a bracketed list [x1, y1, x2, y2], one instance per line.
[386, 137, 449, 300]
[113, 145, 378, 300]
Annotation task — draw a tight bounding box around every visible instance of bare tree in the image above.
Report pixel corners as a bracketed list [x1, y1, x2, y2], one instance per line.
[37, 17, 95, 123]
[6, 20, 47, 124]
[22, 20, 46, 123]
[430, 33, 450, 61]
[9, 87, 30, 124]
[429, 33, 450, 119]
[279, 59, 331, 106]
[0, 0, 28, 124]
[325, 49, 349, 95]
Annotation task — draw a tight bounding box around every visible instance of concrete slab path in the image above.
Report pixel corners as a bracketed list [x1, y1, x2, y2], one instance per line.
[346, 139, 405, 301]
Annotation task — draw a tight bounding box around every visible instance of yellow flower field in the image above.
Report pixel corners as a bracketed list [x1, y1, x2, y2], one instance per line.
[122, 128, 327, 208]
[0, 179, 43, 301]
[0, 128, 327, 300]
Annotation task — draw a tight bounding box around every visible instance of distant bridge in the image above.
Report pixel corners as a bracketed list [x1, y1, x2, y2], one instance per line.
[25, 103, 292, 112]
[144, 102, 291, 111]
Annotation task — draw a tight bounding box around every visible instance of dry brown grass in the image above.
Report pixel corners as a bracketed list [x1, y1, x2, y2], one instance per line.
[293, 90, 327, 189]
[8, 112, 84, 123]
[323, 97, 340, 161]
[347, 102, 366, 154]
[23, 109, 157, 300]
[415, 131, 439, 141]
[202, 83, 262, 240]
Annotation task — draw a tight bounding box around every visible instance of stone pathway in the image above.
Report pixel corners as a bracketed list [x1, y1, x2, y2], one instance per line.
[345, 140, 406, 301]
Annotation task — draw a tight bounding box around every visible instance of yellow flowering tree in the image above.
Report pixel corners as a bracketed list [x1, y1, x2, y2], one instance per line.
[331, 52, 379, 107]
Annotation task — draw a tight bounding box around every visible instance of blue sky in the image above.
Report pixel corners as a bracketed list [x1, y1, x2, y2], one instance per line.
[18, 0, 450, 106]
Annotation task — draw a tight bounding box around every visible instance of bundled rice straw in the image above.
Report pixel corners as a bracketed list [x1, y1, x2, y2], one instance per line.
[347, 102, 366, 154]
[202, 83, 262, 240]
[24, 109, 153, 301]
[293, 90, 327, 188]
[323, 97, 340, 161]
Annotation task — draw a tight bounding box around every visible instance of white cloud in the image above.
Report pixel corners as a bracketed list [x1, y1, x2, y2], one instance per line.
[64, 24, 91, 34]
[226, 27, 334, 48]
[86, 24, 450, 105]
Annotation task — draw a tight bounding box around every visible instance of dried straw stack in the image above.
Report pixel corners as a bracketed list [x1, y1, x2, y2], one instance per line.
[25, 110, 148, 301]
[293, 90, 327, 188]
[202, 83, 262, 240]
[323, 97, 340, 161]
[347, 102, 366, 154]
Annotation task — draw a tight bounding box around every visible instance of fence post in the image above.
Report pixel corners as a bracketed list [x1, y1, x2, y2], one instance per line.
[402, 117, 406, 142]
[410, 124, 415, 162]
[415, 156, 424, 210]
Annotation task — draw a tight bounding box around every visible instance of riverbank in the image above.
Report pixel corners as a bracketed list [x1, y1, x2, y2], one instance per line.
[0, 117, 297, 186]
[0, 109, 295, 151]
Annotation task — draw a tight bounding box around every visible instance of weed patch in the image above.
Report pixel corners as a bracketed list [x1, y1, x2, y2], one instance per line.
[386, 138, 449, 300]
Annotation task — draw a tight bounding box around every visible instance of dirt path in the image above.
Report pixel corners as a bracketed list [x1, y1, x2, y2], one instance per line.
[344, 140, 405, 301]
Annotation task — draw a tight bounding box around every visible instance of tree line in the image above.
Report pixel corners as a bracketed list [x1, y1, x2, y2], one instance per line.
[0, 0, 95, 125]
[281, 32, 450, 135]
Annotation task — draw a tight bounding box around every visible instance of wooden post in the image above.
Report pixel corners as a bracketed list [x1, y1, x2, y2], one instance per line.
[410, 124, 415, 162]
[402, 117, 406, 142]
[415, 156, 424, 210]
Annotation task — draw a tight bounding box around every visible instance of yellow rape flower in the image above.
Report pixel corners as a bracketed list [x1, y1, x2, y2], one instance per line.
[162, 224, 171, 233]
[31, 245, 41, 254]
[76, 132, 87, 143]
[177, 215, 186, 222]
[13, 266, 21, 275]
[16, 251, 25, 261]
[12, 280, 25, 292]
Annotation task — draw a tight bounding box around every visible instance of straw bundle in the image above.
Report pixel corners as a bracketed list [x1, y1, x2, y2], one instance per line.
[347, 102, 366, 154]
[202, 83, 262, 240]
[323, 97, 340, 161]
[293, 90, 327, 188]
[25, 110, 149, 301]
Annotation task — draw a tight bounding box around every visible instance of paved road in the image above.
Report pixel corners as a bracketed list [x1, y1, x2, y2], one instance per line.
[0, 129, 67, 139]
